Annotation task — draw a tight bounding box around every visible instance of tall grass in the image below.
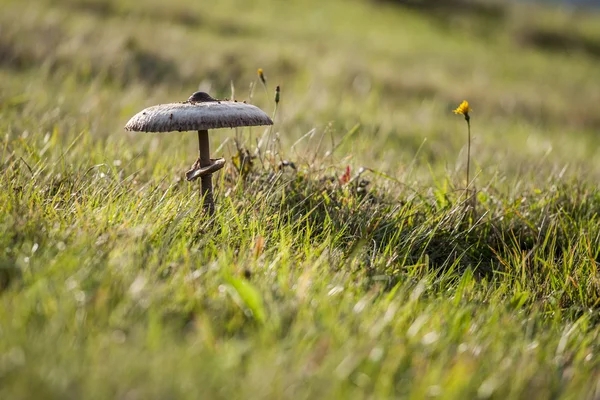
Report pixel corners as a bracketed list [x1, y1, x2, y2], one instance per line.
[1, 0, 600, 398]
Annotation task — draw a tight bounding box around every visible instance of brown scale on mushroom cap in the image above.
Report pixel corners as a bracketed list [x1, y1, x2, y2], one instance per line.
[186, 91, 218, 103]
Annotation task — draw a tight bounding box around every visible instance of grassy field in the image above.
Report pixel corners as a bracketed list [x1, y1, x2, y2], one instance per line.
[1, 0, 600, 398]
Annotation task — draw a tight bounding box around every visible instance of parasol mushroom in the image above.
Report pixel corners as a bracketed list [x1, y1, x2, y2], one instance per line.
[124, 92, 273, 214]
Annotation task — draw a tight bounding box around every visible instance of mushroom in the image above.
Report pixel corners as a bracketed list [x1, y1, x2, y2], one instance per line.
[125, 92, 273, 214]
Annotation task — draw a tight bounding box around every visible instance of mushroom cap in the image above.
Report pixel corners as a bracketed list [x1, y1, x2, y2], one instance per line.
[124, 101, 273, 132]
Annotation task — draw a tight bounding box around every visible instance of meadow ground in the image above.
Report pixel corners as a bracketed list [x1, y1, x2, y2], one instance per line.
[1, 0, 600, 398]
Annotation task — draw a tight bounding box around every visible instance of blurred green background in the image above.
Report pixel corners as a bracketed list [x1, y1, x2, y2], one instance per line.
[2, 0, 600, 187]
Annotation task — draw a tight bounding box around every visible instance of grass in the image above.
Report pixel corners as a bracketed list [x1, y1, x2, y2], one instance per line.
[1, 0, 600, 398]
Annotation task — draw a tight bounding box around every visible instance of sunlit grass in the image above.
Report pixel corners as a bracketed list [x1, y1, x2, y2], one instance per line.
[1, 0, 600, 398]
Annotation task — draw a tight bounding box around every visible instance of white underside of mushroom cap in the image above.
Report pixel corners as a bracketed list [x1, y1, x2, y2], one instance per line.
[124, 101, 273, 132]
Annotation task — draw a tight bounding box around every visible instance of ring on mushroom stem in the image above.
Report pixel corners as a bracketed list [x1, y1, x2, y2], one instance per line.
[124, 91, 273, 215]
[185, 157, 226, 181]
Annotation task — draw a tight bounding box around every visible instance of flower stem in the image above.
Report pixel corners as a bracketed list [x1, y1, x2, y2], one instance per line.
[466, 119, 471, 196]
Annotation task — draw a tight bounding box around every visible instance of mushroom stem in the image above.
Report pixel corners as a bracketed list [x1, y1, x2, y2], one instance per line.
[198, 129, 214, 214]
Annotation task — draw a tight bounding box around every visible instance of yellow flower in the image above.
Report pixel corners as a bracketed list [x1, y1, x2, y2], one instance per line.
[258, 68, 266, 85]
[453, 100, 472, 119]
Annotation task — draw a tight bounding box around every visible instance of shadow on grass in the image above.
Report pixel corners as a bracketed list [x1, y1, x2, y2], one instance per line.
[118, 38, 182, 85]
[57, 0, 203, 28]
[0, 31, 182, 86]
[233, 168, 600, 307]
[372, 0, 506, 21]
[61, 0, 115, 18]
[518, 28, 600, 59]
[0, 261, 20, 293]
[0, 39, 35, 70]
